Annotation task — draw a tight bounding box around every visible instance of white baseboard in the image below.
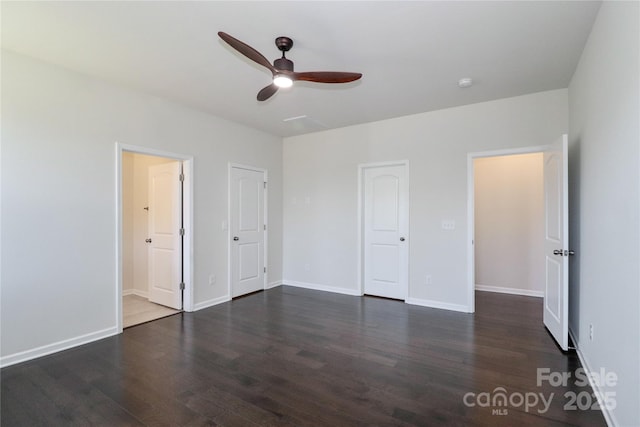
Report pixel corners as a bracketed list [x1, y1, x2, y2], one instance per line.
[265, 281, 282, 290]
[405, 297, 471, 313]
[192, 283, 279, 311]
[283, 280, 362, 296]
[284, 281, 471, 313]
[568, 329, 617, 427]
[0, 326, 119, 368]
[193, 295, 231, 311]
[122, 289, 148, 298]
[132, 289, 148, 298]
[475, 284, 543, 298]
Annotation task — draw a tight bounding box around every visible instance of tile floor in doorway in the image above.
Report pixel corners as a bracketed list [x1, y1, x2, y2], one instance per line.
[123, 294, 181, 328]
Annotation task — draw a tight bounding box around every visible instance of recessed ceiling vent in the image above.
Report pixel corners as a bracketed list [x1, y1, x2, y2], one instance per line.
[282, 115, 327, 132]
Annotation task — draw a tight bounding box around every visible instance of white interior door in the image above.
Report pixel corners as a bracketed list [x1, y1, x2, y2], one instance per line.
[230, 166, 265, 298]
[147, 161, 183, 309]
[543, 135, 569, 350]
[363, 164, 409, 300]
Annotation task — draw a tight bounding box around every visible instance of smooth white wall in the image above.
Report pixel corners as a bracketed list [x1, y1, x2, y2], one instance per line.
[283, 89, 568, 309]
[568, 2, 639, 426]
[474, 153, 544, 296]
[0, 51, 283, 363]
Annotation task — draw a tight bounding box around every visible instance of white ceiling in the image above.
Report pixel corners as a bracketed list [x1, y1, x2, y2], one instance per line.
[1, 1, 600, 137]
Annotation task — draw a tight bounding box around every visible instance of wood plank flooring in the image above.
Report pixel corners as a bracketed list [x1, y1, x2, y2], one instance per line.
[1, 287, 606, 426]
[123, 295, 181, 328]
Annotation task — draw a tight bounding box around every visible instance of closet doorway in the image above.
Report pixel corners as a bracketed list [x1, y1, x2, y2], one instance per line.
[117, 145, 193, 330]
[467, 136, 570, 351]
[473, 152, 545, 299]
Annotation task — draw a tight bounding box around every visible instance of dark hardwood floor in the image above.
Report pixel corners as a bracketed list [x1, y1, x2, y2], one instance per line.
[1, 287, 606, 426]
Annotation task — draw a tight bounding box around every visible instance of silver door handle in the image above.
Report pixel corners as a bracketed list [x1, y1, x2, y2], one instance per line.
[400, 237, 405, 242]
[233, 236, 239, 241]
[553, 249, 562, 256]
[145, 238, 152, 243]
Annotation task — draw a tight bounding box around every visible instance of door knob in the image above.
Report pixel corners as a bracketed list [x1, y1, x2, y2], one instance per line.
[553, 249, 562, 256]
[233, 236, 239, 241]
[400, 237, 405, 242]
[145, 238, 152, 243]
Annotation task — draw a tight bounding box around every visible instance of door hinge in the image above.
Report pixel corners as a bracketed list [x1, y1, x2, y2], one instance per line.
[179, 228, 185, 236]
[179, 282, 185, 290]
[264, 267, 267, 273]
[264, 182, 267, 188]
[179, 173, 185, 182]
[264, 224, 266, 230]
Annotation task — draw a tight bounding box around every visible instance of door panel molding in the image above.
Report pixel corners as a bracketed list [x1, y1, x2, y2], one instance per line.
[542, 135, 569, 350]
[357, 160, 409, 300]
[228, 163, 268, 298]
[147, 162, 182, 309]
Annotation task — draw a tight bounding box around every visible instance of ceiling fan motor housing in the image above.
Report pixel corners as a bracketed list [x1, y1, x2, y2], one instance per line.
[274, 57, 294, 72]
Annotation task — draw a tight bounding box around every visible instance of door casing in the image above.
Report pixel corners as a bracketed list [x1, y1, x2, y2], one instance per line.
[358, 160, 410, 299]
[115, 143, 194, 332]
[228, 163, 268, 298]
[466, 142, 561, 314]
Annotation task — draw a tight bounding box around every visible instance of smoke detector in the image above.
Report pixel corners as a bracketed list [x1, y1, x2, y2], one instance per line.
[458, 78, 473, 88]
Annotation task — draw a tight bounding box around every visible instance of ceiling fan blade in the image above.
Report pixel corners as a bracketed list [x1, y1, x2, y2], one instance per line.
[257, 84, 279, 101]
[292, 71, 362, 83]
[218, 32, 275, 73]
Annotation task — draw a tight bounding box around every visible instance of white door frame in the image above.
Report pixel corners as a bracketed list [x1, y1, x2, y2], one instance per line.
[357, 160, 410, 298]
[466, 144, 548, 313]
[115, 143, 194, 332]
[227, 163, 268, 298]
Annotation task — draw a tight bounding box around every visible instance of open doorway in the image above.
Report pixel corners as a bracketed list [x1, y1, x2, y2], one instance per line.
[474, 153, 544, 299]
[116, 144, 193, 331]
[466, 144, 549, 313]
[468, 138, 570, 350]
[122, 152, 181, 327]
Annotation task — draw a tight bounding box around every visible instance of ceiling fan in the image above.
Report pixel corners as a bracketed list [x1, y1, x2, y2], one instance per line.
[218, 32, 362, 101]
